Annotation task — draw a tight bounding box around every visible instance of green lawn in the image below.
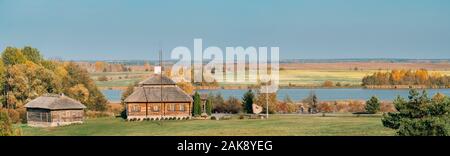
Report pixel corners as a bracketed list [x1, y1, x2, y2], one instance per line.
[20, 115, 395, 136]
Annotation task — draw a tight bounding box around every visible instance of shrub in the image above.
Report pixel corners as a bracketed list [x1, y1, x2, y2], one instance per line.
[17, 108, 27, 123]
[322, 80, 334, 87]
[318, 102, 335, 113]
[365, 96, 381, 114]
[225, 96, 243, 114]
[97, 76, 108, 81]
[348, 100, 365, 112]
[210, 116, 217, 120]
[85, 111, 114, 118]
[7, 109, 20, 124]
[107, 103, 123, 116]
[0, 110, 21, 136]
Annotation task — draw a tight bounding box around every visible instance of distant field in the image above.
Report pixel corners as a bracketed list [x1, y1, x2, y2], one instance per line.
[21, 114, 394, 136]
[91, 71, 151, 88]
[280, 62, 450, 70]
[92, 69, 450, 88]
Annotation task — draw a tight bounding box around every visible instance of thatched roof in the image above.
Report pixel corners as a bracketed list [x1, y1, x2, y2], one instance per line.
[124, 86, 193, 103]
[139, 74, 176, 86]
[24, 94, 87, 110]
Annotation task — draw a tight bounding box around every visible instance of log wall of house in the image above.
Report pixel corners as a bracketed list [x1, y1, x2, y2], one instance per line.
[51, 110, 84, 123]
[27, 108, 84, 127]
[127, 102, 191, 118]
[27, 108, 51, 123]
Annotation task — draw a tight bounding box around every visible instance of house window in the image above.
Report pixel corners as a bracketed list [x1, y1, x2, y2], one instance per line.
[169, 104, 175, 111]
[131, 105, 141, 112]
[179, 104, 185, 112]
[152, 105, 159, 112]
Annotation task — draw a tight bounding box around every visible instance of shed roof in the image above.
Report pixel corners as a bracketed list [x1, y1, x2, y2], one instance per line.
[24, 94, 87, 110]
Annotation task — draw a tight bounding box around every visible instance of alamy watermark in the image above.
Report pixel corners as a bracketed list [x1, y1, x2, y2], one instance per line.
[170, 38, 279, 93]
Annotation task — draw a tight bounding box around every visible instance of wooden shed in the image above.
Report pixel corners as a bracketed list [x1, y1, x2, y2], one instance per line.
[124, 74, 193, 120]
[24, 94, 87, 127]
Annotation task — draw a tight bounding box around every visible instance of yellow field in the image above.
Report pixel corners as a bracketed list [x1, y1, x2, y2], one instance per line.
[92, 69, 450, 88]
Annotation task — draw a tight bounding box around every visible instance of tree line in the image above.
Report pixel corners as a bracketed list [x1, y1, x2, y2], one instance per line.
[362, 69, 450, 87]
[0, 46, 108, 124]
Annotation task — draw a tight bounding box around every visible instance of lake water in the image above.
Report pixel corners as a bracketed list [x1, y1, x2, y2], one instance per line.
[102, 88, 450, 102]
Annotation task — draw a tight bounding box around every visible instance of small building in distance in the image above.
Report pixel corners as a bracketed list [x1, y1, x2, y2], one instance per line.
[124, 74, 193, 120]
[24, 94, 87, 127]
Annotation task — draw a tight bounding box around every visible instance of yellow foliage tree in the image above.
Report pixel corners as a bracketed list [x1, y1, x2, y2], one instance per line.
[67, 84, 90, 104]
[94, 61, 106, 72]
[176, 81, 194, 95]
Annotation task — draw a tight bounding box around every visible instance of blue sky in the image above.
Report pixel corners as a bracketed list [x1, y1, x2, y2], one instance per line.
[1, 0, 450, 60]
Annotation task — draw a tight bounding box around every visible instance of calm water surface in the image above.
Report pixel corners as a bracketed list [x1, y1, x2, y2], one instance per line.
[102, 88, 450, 102]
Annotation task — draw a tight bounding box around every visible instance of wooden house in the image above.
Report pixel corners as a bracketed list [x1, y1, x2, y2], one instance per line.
[124, 74, 193, 120]
[24, 94, 86, 127]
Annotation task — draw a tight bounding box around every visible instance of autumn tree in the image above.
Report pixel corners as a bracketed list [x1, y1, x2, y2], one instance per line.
[322, 80, 334, 87]
[303, 91, 319, 113]
[212, 94, 225, 113]
[317, 102, 335, 113]
[94, 61, 106, 72]
[176, 81, 194, 95]
[0, 110, 21, 136]
[0, 60, 5, 107]
[224, 96, 243, 114]
[63, 62, 107, 111]
[67, 84, 90, 104]
[0, 46, 108, 120]
[363, 69, 449, 86]
[255, 92, 277, 114]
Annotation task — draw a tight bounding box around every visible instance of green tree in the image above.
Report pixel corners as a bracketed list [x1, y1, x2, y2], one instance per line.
[192, 92, 202, 116]
[63, 62, 107, 111]
[205, 96, 213, 115]
[242, 90, 255, 114]
[1, 47, 27, 65]
[0, 60, 5, 107]
[21, 46, 43, 64]
[382, 89, 450, 136]
[365, 96, 381, 114]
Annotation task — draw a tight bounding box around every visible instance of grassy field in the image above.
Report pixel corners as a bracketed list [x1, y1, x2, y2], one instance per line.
[21, 114, 395, 136]
[92, 70, 377, 88]
[92, 70, 450, 88]
[91, 71, 151, 88]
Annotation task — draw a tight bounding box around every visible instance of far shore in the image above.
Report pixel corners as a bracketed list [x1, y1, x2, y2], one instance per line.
[100, 85, 450, 91]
